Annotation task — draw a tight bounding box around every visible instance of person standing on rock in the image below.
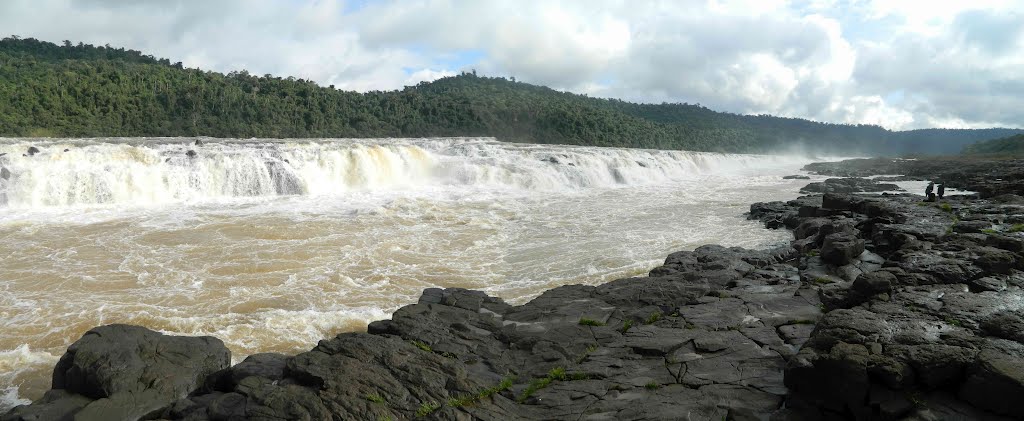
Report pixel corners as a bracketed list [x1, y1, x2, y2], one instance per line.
[925, 182, 935, 202]
[937, 183, 945, 200]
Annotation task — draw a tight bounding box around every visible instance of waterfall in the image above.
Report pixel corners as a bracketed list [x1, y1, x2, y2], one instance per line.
[0, 137, 810, 208]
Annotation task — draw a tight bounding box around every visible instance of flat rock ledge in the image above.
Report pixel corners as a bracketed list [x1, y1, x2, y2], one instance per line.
[7, 180, 1024, 420]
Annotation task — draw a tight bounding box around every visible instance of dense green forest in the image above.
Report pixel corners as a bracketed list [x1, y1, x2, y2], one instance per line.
[1, 37, 1020, 154]
[962, 133, 1024, 156]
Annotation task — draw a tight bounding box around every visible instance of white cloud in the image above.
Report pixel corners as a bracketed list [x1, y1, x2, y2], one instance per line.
[0, 0, 1021, 130]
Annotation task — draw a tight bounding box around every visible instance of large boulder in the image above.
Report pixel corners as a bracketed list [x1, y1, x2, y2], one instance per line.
[4, 325, 230, 421]
[821, 233, 866, 266]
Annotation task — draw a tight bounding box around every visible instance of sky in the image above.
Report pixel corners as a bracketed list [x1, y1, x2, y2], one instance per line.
[1, 0, 1022, 130]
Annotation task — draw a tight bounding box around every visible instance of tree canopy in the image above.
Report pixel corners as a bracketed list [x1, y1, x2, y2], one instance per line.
[962, 133, 1024, 156]
[1, 36, 1020, 154]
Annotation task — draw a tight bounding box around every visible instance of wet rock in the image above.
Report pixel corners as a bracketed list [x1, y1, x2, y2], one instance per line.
[26, 146, 39, 156]
[959, 339, 1024, 418]
[1, 390, 91, 421]
[820, 232, 865, 266]
[801, 177, 902, 194]
[185, 150, 197, 158]
[749, 201, 793, 229]
[208, 352, 288, 392]
[194, 139, 204, 146]
[6, 325, 230, 421]
[783, 175, 810, 179]
[0, 167, 9, 180]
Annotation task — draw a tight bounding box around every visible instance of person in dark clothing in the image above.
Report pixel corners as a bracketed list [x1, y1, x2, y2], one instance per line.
[925, 182, 935, 202]
[937, 183, 945, 199]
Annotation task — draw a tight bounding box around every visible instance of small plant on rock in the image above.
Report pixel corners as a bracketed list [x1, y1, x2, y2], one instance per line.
[575, 344, 598, 363]
[645, 382, 661, 390]
[448, 396, 470, 408]
[578, 318, 605, 327]
[366, 393, 385, 404]
[645, 312, 662, 324]
[549, 367, 567, 380]
[1010, 223, 1024, 233]
[411, 340, 432, 352]
[620, 319, 633, 333]
[415, 401, 440, 417]
[517, 367, 589, 402]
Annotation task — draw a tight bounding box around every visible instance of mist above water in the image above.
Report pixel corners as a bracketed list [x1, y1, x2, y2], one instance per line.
[0, 137, 832, 410]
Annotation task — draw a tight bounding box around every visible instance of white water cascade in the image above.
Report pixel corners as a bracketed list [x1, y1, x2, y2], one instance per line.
[0, 137, 816, 208]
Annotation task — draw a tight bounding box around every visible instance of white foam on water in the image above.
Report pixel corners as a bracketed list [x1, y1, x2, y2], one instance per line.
[0, 345, 59, 412]
[1, 137, 819, 210]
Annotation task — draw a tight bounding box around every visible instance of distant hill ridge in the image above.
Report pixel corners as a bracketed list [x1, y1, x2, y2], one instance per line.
[962, 133, 1024, 156]
[1, 36, 1020, 154]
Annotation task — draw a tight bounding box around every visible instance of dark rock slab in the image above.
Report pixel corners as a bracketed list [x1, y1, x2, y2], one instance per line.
[4, 324, 229, 421]
[801, 177, 902, 194]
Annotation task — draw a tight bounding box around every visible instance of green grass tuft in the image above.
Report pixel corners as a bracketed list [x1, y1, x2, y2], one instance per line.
[366, 393, 385, 404]
[517, 367, 588, 402]
[447, 376, 514, 408]
[448, 395, 471, 408]
[620, 319, 633, 333]
[411, 340, 432, 352]
[939, 203, 952, 212]
[1010, 224, 1024, 233]
[575, 344, 598, 364]
[578, 318, 605, 327]
[416, 401, 440, 417]
[644, 312, 662, 324]
[548, 367, 567, 380]
[645, 382, 661, 390]
[812, 277, 834, 285]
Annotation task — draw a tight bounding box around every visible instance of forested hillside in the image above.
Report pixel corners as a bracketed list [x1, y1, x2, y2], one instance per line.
[962, 133, 1024, 156]
[1, 37, 1020, 154]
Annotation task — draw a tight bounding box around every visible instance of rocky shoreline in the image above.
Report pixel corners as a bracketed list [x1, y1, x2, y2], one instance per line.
[6, 158, 1024, 420]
